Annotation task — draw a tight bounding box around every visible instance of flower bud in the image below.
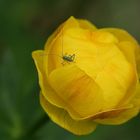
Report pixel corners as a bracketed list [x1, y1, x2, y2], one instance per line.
[32, 16, 140, 135]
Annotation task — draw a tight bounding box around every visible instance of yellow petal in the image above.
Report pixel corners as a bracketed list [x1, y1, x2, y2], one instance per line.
[109, 42, 138, 107]
[96, 59, 136, 110]
[134, 84, 140, 107]
[94, 85, 140, 125]
[40, 93, 97, 135]
[78, 19, 97, 31]
[63, 16, 79, 29]
[94, 107, 139, 125]
[100, 28, 140, 68]
[32, 50, 65, 108]
[65, 28, 92, 41]
[94, 45, 136, 110]
[118, 41, 136, 66]
[100, 28, 138, 45]
[92, 104, 133, 119]
[99, 28, 139, 106]
[92, 30, 119, 43]
[136, 46, 140, 77]
[48, 65, 103, 120]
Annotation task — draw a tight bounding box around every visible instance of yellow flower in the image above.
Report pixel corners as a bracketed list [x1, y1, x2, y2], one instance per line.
[32, 16, 140, 135]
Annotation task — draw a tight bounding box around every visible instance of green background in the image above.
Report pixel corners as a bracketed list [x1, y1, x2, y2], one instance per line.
[0, 0, 140, 140]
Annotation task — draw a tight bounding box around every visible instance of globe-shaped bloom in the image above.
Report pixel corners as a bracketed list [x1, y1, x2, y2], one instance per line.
[32, 16, 140, 135]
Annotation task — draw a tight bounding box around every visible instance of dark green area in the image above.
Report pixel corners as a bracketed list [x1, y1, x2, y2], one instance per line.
[0, 0, 140, 139]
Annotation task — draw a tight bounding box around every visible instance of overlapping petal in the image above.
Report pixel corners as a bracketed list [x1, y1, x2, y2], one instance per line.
[40, 93, 97, 135]
[32, 50, 65, 108]
[48, 64, 103, 120]
[94, 85, 140, 125]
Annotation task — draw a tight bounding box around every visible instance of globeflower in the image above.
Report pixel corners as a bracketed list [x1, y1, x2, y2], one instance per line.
[32, 16, 140, 135]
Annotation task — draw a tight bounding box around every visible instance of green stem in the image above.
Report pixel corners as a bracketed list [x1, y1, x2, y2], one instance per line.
[25, 114, 49, 137]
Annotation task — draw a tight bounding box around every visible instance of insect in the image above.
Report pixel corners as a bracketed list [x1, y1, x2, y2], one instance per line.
[61, 53, 75, 65]
[41, 46, 76, 66]
[41, 51, 76, 66]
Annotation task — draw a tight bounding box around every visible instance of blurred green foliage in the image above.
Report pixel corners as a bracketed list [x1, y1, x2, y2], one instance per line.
[0, 0, 140, 140]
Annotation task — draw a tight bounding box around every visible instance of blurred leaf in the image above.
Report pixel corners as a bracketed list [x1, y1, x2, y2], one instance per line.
[0, 49, 46, 139]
